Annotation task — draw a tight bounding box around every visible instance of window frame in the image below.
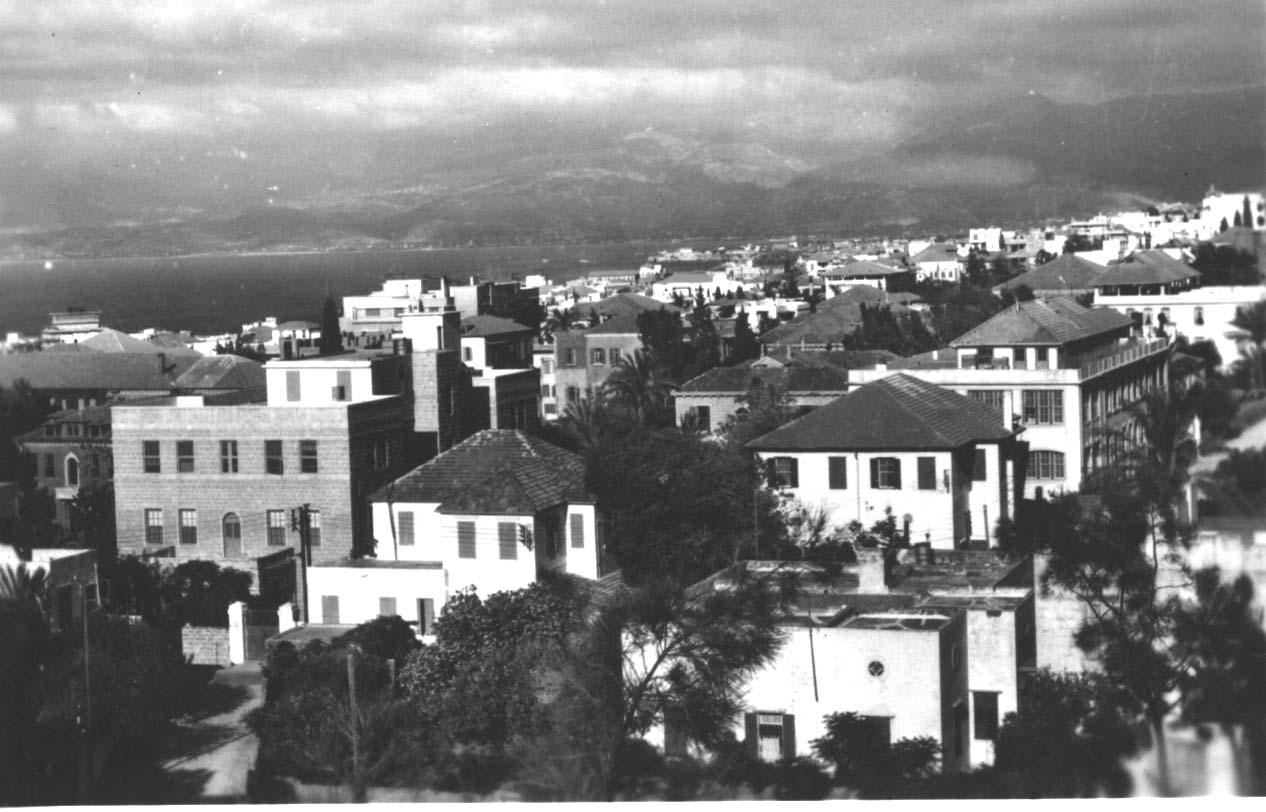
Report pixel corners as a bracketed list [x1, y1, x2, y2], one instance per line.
[398, 510, 415, 546]
[266, 509, 287, 546]
[143, 440, 161, 474]
[179, 508, 198, 545]
[265, 440, 284, 475]
[1021, 389, 1064, 425]
[457, 520, 476, 559]
[973, 691, 1000, 741]
[828, 456, 848, 489]
[770, 456, 799, 489]
[220, 440, 239, 473]
[299, 439, 318, 474]
[590, 347, 606, 366]
[498, 521, 518, 560]
[176, 440, 195, 473]
[917, 456, 937, 490]
[872, 457, 902, 489]
[145, 508, 163, 545]
[1028, 449, 1066, 481]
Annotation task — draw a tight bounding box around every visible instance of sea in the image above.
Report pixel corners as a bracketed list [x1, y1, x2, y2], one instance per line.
[0, 243, 665, 337]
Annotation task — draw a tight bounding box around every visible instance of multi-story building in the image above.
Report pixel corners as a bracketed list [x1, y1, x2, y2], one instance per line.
[994, 253, 1106, 300]
[553, 314, 644, 407]
[112, 350, 414, 584]
[749, 374, 1023, 549]
[848, 297, 1169, 498]
[1089, 250, 1265, 367]
[340, 279, 425, 341]
[16, 404, 114, 530]
[0, 351, 201, 411]
[304, 430, 600, 634]
[1196, 189, 1265, 239]
[909, 243, 963, 283]
[41, 310, 104, 346]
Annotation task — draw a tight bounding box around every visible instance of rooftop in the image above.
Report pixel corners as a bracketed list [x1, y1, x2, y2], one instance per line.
[748, 373, 1014, 451]
[950, 297, 1134, 347]
[594, 292, 682, 319]
[369, 429, 591, 514]
[175, 354, 266, 391]
[0, 351, 198, 392]
[584, 313, 642, 336]
[460, 315, 534, 338]
[996, 253, 1106, 293]
[679, 356, 851, 394]
[909, 243, 961, 264]
[1092, 250, 1202, 287]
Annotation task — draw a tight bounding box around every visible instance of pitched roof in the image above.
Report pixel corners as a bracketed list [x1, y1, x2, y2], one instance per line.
[748, 373, 1014, 452]
[760, 296, 910, 347]
[0, 351, 197, 392]
[174, 355, 266, 390]
[369, 429, 591, 514]
[460, 315, 534, 338]
[584, 313, 642, 335]
[594, 292, 682, 319]
[950, 297, 1133, 347]
[79, 328, 167, 354]
[680, 357, 852, 394]
[1090, 250, 1201, 286]
[826, 259, 911, 278]
[909, 243, 961, 265]
[997, 253, 1105, 293]
[660, 271, 719, 285]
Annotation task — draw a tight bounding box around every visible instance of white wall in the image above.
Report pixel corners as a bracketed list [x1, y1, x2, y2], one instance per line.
[1095, 286, 1266, 369]
[308, 564, 447, 635]
[265, 361, 375, 405]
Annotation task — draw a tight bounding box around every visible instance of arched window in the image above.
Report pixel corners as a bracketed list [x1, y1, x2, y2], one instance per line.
[1027, 450, 1065, 481]
[1194, 306, 1204, 326]
[65, 455, 79, 487]
[222, 513, 242, 558]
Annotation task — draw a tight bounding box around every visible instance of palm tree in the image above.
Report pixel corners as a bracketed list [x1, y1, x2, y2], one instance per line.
[1227, 300, 1266, 390]
[544, 308, 586, 341]
[602, 349, 677, 427]
[559, 390, 617, 451]
[0, 561, 51, 804]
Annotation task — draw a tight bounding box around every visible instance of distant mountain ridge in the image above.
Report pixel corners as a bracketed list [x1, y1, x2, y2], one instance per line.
[4, 87, 1262, 258]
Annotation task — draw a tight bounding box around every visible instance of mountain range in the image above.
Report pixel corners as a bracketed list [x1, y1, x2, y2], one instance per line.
[4, 86, 1262, 258]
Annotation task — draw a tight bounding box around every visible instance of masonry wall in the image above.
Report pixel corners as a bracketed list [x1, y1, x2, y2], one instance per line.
[411, 350, 465, 454]
[182, 625, 232, 666]
[1033, 554, 1096, 673]
[307, 564, 447, 633]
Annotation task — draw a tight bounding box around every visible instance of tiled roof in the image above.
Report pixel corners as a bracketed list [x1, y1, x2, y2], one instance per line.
[584, 313, 642, 335]
[826, 259, 911, 277]
[460, 315, 534, 338]
[997, 253, 1105, 293]
[1090, 250, 1201, 286]
[16, 404, 114, 445]
[747, 373, 1013, 451]
[950, 297, 1133, 347]
[79, 328, 168, 354]
[760, 296, 910, 347]
[595, 293, 682, 319]
[174, 355, 266, 390]
[909, 243, 961, 265]
[680, 357, 851, 394]
[369, 429, 591, 514]
[0, 351, 197, 392]
[660, 271, 719, 285]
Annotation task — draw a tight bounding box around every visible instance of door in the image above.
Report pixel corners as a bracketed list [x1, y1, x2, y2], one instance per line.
[222, 513, 243, 558]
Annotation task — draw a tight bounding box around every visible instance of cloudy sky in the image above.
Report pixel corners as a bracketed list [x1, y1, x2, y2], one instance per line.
[1, 0, 1262, 228]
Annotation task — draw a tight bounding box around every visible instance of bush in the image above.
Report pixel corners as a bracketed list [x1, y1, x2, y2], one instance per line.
[332, 614, 421, 664]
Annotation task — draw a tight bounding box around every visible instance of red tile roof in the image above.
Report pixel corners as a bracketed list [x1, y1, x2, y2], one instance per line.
[1091, 250, 1201, 286]
[950, 297, 1133, 347]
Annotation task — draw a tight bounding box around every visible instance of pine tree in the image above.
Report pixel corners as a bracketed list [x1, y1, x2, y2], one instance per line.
[319, 293, 343, 355]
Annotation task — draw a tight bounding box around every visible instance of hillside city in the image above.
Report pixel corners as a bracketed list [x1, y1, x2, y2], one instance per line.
[2, 185, 1265, 802]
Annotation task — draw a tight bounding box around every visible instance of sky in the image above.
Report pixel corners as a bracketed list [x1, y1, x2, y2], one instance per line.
[1, 0, 1262, 229]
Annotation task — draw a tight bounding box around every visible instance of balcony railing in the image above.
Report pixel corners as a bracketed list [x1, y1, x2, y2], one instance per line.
[1076, 338, 1169, 380]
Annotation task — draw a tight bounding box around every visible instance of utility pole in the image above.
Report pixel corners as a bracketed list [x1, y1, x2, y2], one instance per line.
[291, 504, 312, 623]
[347, 652, 364, 802]
[76, 578, 92, 803]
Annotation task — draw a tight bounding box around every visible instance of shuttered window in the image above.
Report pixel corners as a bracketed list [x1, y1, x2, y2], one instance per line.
[417, 598, 435, 633]
[458, 520, 476, 559]
[973, 448, 988, 481]
[398, 511, 414, 546]
[828, 457, 848, 489]
[286, 370, 301, 402]
[570, 513, 585, 548]
[379, 597, 397, 617]
[770, 457, 798, 488]
[498, 522, 518, 560]
[917, 457, 936, 490]
[870, 457, 901, 489]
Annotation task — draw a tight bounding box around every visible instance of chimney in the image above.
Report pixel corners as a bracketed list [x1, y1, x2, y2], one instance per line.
[856, 547, 888, 593]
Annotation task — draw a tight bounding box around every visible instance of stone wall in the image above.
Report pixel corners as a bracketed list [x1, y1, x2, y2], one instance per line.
[182, 624, 232, 666]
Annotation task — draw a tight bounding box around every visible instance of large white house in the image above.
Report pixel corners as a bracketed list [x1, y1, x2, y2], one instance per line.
[748, 374, 1024, 550]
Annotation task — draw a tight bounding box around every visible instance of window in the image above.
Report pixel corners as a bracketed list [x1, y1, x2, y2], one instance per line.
[541, 358, 553, 374]
[746, 712, 796, 762]
[308, 510, 321, 547]
[286, 370, 301, 402]
[265, 440, 284, 475]
[1194, 306, 1204, 326]
[458, 521, 476, 559]
[143, 440, 161, 473]
[565, 348, 577, 366]
[1022, 390, 1063, 425]
[966, 389, 1005, 415]
[973, 448, 988, 482]
[570, 513, 585, 548]
[417, 598, 436, 633]
[145, 509, 163, 545]
[498, 522, 518, 560]
[66, 456, 79, 487]
[870, 457, 901, 489]
[267, 509, 287, 546]
[398, 511, 414, 546]
[222, 513, 242, 557]
[917, 457, 937, 490]
[179, 508, 197, 545]
[609, 348, 620, 365]
[828, 457, 848, 489]
[220, 440, 239, 473]
[334, 370, 351, 402]
[1028, 450, 1066, 480]
[379, 597, 397, 617]
[541, 383, 551, 398]
[322, 595, 340, 624]
[974, 692, 999, 740]
[591, 348, 606, 366]
[566, 386, 580, 404]
[300, 440, 318, 473]
[693, 405, 711, 429]
[43, 453, 54, 479]
[177, 440, 194, 473]
[868, 660, 885, 677]
[90, 453, 101, 479]
[770, 457, 799, 488]
[463, 346, 473, 362]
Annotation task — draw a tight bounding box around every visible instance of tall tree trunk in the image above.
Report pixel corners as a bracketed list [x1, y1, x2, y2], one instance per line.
[1150, 713, 1173, 797]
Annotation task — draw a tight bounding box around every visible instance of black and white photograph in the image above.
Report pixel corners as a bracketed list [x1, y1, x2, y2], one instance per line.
[0, 0, 1263, 802]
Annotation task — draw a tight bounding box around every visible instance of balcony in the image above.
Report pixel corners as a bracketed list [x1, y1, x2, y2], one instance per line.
[1076, 338, 1169, 380]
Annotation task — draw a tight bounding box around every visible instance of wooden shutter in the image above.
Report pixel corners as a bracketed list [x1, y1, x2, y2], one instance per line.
[570, 513, 585, 548]
[418, 598, 435, 633]
[379, 597, 396, 617]
[458, 521, 476, 558]
[321, 595, 339, 624]
[498, 522, 518, 560]
[744, 712, 759, 757]
[286, 370, 301, 402]
[780, 714, 797, 760]
[869, 457, 880, 488]
[918, 457, 936, 490]
[828, 457, 847, 489]
[973, 448, 988, 481]
[398, 511, 414, 546]
[892, 459, 902, 489]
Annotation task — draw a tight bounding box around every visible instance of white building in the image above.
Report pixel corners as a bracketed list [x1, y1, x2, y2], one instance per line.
[339, 279, 425, 340]
[1197, 189, 1266, 239]
[749, 374, 1023, 549]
